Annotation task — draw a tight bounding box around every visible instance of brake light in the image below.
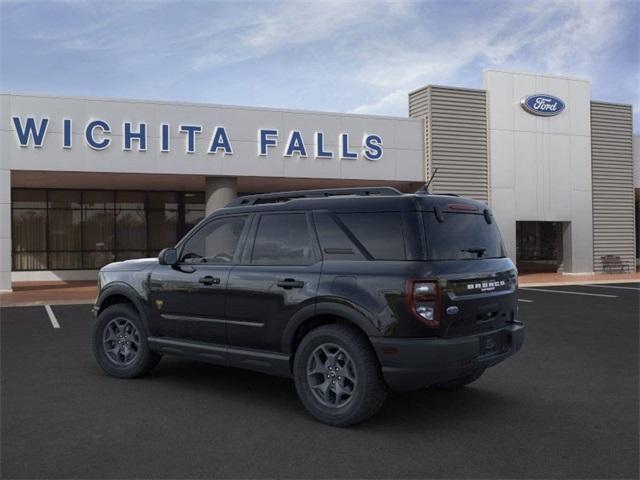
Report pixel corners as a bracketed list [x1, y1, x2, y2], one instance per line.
[406, 280, 441, 327]
[448, 203, 478, 212]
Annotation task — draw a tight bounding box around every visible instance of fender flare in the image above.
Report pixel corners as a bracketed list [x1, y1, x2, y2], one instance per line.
[281, 301, 380, 355]
[95, 282, 150, 330]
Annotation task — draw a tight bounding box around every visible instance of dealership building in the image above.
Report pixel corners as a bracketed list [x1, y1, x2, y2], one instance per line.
[1, 69, 637, 291]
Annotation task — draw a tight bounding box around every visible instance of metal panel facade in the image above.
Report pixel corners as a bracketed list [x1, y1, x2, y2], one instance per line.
[484, 70, 595, 273]
[409, 85, 489, 203]
[590, 101, 636, 272]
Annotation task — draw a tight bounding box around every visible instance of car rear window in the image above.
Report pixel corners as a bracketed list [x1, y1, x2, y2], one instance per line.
[423, 212, 505, 260]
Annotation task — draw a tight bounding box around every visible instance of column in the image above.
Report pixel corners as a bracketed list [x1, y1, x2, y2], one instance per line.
[0, 169, 11, 291]
[205, 177, 237, 217]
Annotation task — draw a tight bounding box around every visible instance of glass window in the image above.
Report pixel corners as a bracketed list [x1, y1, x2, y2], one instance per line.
[83, 251, 115, 269]
[12, 209, 46, 252]
[251, 214, 316, 265]
[148, 192, 178, 255]
[338, 213, 406, 260]
[181, 216, 246, 264]
[184, 209, 205, 236]
[49, 252, 82, 269]
[48, 190, 81, 209]
[11, 188, 209, 271]
[48, 210, 82, 251]
[183, 192, 205, 237]
[14, 252, 47, 270]
[313, 212, 364, 261]
[116, 191, 145, 210]
[47, 192, 82, 269]
[148, 209, 178, 253]
[116, 251, 147, 262]
[116, 210, 146, 250]
[12, 189, 46, 209]
[184, 192, 205, 207]
[423, 212, 505, 260]
[12, 193, 49, 270]
[83, 191, 114, 209]
[83, 209, 115, 251]
[148, 192, 177, 210]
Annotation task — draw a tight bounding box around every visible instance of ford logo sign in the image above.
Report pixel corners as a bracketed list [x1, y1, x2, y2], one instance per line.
[520, 94, 566, 117]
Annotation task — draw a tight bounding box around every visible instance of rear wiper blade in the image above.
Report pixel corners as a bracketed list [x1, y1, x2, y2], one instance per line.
[461, 247, 487, 257]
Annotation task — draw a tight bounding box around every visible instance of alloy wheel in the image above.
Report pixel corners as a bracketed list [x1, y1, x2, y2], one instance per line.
[306, 343, 358, 408]
[102, 317, 140, 366]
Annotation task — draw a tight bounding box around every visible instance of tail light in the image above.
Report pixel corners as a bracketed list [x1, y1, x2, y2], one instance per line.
[406, 280, 441, 328]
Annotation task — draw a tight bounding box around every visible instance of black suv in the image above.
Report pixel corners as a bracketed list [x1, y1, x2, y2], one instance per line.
[92, 187, 524, 426]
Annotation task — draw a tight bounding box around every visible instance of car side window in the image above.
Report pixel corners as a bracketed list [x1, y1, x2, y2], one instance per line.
[251, 213, 317, 265]
[181, 216, 246, 264]
[313, 212, 365, 260]
[337, 212, 407, 260]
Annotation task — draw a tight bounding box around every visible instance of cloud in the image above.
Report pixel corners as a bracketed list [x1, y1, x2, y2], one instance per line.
[348, 0, 634, 115]
[189, 0, 413, 70]
[1, 0, 636, 128]
[350, 88, 408, 115]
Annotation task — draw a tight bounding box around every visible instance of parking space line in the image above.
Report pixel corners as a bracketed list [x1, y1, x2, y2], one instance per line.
[519, 288, 617, 298]
[580, 284, 640, 291]
[44, 305, 60, 329]
[518, 299, 533, 303]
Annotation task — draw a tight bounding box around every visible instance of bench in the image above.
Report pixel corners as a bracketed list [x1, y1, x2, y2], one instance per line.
[601, 255, 630, 273]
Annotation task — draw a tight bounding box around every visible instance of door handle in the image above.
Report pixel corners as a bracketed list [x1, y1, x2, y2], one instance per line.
[198, 276, 221, 286]
[277, 278, 305, 289]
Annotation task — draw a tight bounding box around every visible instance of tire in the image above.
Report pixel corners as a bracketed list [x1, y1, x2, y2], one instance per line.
[293, 324, 387, 427]
[92, 303, 161, 378]
[432, 368, 485, 390]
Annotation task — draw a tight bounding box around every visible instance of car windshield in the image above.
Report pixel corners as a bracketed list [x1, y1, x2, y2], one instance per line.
[423, 212, 505, 260]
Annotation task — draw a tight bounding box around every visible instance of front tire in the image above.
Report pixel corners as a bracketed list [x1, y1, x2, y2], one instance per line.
[92, 304, 160, 378]
[293, 324, 387, 427]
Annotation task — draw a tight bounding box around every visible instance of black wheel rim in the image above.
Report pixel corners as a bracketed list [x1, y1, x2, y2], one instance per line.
[306, 342, 357, 408]
[102, 317, 140, 366]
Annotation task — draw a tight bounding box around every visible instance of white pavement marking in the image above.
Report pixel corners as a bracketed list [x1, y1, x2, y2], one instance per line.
[579, 284, 640, 291]
[519, 288, 618, 298]
[517, 299, 534, 303]
[44, 305, 60, 329]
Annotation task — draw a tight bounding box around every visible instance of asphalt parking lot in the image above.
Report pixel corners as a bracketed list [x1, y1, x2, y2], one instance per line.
[1, 283, 638, 479]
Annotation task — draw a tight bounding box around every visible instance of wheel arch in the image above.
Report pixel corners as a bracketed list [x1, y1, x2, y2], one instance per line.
[282, 302, 380, 359]
[95, 283, 149, 329]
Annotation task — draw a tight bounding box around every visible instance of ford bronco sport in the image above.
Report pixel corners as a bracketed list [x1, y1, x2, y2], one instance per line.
[92, 187, 524, 426]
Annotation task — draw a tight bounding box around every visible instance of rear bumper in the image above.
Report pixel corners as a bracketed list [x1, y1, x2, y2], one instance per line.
[370, 322, 524, 391]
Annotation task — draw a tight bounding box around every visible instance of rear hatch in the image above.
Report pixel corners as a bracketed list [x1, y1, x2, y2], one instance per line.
[421, 202, 518, 340]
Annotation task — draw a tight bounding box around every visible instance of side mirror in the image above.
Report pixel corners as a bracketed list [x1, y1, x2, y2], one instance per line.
[158, 247, 178, 266]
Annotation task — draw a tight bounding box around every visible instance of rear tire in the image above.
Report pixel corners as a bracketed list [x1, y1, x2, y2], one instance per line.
[293, 324, 387, 427]
[92, 304, 160, 378]
[432, 368, 485, 389]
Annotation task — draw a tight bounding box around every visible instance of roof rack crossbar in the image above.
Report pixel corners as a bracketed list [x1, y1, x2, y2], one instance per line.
[226, 187, 402, 207]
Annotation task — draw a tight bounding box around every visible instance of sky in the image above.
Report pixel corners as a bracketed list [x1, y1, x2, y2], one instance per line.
[1, 0, 638, 129]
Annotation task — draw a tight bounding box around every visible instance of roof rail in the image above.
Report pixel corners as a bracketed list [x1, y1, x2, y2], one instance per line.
[226, 187, 402, 207]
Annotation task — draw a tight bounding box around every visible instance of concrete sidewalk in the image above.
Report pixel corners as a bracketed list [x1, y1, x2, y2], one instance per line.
[0, 281, 98, 307]
[519, 271, 640, 287]
[1, 270, 639, 307]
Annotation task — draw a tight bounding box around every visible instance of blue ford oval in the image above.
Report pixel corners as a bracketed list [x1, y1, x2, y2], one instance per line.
[521, 94, 566, 116]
